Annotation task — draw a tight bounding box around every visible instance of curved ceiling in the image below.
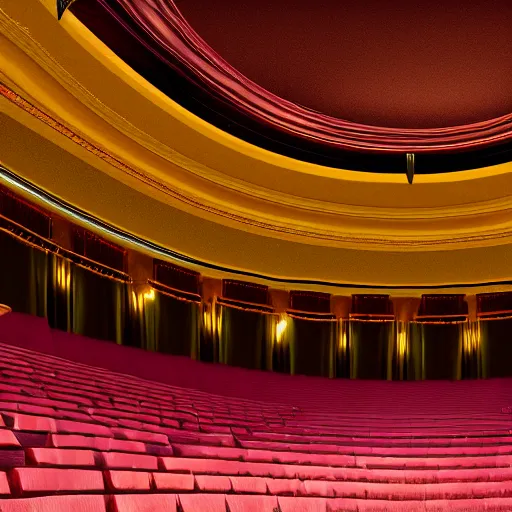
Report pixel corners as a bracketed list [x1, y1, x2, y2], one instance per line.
[176, 0, 512, 130]
[1, 0, 512, 291]
[68, 0, 512, 172]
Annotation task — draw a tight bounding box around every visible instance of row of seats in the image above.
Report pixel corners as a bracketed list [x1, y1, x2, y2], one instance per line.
[1, 314, 512, 510]
[3, 463, 511, 497]
[3, 493, 512, 512]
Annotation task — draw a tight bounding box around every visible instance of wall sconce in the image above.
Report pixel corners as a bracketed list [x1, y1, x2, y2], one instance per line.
[56, 259, 71, 292]
[464, 321, 480, 355]
[203, 297, 222, 346]
[338, 319, 348, 351]
[132, 285, 156, 313]
[144, 288, 155, 301]
[397, 323, 408, 360]
[203, 305, 212, 335]
[275, 315, 288, 345]
[396, 321, 409, 380]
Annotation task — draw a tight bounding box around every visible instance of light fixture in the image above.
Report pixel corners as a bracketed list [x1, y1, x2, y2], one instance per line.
[56, 259, 70, 292]
[338, 328, 347, 351]
[276, 316, 288, 344]
[464, 321, 480, 355]
[143, 289, 155, 301]
[397, 323, 408, 359]
[406, 153, 415, 184]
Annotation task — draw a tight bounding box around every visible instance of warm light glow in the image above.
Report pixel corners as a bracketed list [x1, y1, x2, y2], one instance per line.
[339, 331, 347, 350]
[338, 320, 348, 351]
[144, 289, 155, 301]
[464, 322, 481, 354]
[216, 307, 222, 338]
[396, 321, 409, 361]
[56, 260, 70, 292]
[397, 329, 407, 359]
[132, 287, 155, 314]
[276, 317, 288, 344]
[395, 321, 409, 380]
[203, 307, 211, 334]
[207, 299, 221, 342]
[131, 290, 147, 312]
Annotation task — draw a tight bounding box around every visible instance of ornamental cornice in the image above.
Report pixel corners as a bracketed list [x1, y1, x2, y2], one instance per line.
[1, 3, 512, 252]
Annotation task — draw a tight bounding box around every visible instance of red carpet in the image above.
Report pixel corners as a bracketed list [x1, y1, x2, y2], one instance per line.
[0, 313, 512, 511]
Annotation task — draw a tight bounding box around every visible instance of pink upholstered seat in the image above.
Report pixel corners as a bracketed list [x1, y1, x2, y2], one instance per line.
[1, 313, 512, 511]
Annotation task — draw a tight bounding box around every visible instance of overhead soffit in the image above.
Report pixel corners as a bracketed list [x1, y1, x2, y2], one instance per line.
[5, 110, 512, 294]
[0, 0, 512, 288]
[67, 0, 512, 172]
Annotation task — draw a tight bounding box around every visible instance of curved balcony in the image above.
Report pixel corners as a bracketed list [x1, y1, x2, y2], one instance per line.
[1, 175, 512, 381]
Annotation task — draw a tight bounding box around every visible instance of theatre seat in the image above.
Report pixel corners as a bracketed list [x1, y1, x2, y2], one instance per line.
[1, 315, 512, 510]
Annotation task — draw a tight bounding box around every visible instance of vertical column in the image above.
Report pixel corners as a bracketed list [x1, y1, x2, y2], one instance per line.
[126, 250, 154, 349]
[391, 297, 421, 323]
[49, 215, 74, 331]
[463, 295, 480, 378]
[466, 295, 478, 322]
[200, 277, 222, 362]
[268, 288, 290, 372]
[269, 288, 288, 313]
[331, 295, 351, 318]
[202, 276, 222, 303]
[331, 296, 351, 377]
[126, 249, 153, 293]
[391, 297, 421, 380]
[51, 215, 73, 250]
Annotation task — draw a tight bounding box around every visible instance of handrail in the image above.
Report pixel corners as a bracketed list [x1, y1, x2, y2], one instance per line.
[349, 313, 396, 323]
[215, 296, 277, 315]
[286, 308, 334, 317]
[286, 309, 337, 322]
[6, 164, 512, 292]
[477, 309, 512, 318]
[349, 318, 396, 323]
[0, 214, 131, 282]
[477, 313, 512, 322]
[5, 209, 512, 320]
[147, 279, 202, 304]
[414, 312, 469, 325]
[415, 313, 469, 319]
[412, 319, 468, 325]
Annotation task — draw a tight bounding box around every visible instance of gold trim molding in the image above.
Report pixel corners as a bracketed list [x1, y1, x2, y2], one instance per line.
[1, 1, 512, 253]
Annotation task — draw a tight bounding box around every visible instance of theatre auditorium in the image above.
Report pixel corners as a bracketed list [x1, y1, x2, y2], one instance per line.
[0, 0, 511, 510]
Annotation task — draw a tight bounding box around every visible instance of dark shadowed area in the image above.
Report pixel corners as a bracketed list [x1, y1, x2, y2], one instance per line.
[176, 0, 512, 128]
